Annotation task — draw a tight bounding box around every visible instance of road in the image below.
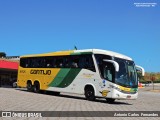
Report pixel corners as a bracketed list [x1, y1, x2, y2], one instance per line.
[0, 85, 160, 120]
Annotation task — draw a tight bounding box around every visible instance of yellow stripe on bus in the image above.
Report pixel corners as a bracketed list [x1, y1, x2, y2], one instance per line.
[119, 86, 131, 92]
[18, 67, 61, 90]
[21, 50, 74, 58]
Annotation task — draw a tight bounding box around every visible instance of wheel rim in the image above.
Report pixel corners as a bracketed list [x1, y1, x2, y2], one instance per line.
[87, 91, 93, 98]
[85, 89, 95, 100]
[34, 83, 40, 92]
[34, 86, 37, 92]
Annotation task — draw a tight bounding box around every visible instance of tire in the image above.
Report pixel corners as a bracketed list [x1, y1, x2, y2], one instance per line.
[106, 98, 115, 103]
[33, 82, 40, 93]
[85, 87, 95, 101]
[27, 82, 33, 92]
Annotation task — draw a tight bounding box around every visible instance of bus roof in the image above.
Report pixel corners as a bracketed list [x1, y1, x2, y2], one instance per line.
[75, 49, 132, 60]
[21, 49, 132, 60]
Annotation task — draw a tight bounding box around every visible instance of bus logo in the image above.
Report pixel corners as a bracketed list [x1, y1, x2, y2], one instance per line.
[30, 70, 51, 75]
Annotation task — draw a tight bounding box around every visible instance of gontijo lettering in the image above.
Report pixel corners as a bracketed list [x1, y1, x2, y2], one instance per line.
[30, 70, 51, 75]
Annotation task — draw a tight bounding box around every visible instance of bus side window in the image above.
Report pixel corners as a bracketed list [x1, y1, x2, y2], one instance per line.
[20, 58, 26, 68]
[51, 57, 56, 68]
[71, 62, 78, 68]
[36, 57, 43, 68]
[95, 54, 112, 78]
[31, 58, 36, 68]
[64, 57, 70, 68]
[26, 58, 32, 68]
[86, 55, 95, 72]
[54, 57, 64, 68]
[21, 58, 30, 68]
[70, 55, 79, 68]
[80, 55, 96, 72]
[104, 66, 112, 81]
[45, 57, 54, 68]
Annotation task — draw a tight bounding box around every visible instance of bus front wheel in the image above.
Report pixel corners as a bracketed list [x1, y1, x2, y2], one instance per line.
[85, 87, 95, 101]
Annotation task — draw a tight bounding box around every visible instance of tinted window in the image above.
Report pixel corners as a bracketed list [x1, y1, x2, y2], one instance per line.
[20, 55, 96, 72]
[95, 54, 113, 79]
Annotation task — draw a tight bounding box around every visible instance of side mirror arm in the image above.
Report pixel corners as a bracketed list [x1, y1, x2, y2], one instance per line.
[136, 65, 145, 76]
[103, 59, 119, 72]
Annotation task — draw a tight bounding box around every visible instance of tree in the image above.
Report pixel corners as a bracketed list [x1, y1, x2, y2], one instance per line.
[0, 52, 6, 57]
[137, 71, 144, 81]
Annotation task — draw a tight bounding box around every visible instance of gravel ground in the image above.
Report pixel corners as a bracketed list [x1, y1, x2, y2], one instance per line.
[0, 84, 160, 120]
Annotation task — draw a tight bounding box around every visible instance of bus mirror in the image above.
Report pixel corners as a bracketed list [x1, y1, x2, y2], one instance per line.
[136, 65, 145, 76]
[103, 59, 119, 72]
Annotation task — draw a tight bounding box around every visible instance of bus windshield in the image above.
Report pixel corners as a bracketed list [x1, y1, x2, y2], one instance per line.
[115, 58, 138, 88]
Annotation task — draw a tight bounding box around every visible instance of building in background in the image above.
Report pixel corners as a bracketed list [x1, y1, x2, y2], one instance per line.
[0, 56, 19, 87]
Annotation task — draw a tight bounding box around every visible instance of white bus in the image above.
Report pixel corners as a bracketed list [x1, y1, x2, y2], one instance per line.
[18, 49, 145, 103]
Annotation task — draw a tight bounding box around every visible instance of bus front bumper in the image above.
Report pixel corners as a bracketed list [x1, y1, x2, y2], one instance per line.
[111, 89, 138, 100]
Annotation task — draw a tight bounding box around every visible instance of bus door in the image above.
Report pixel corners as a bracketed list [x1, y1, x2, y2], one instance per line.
[102, 61, 115, 97]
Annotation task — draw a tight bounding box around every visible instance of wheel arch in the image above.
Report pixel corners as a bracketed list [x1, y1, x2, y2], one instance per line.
[84, 83, 97, 96]
[34, 80, 40, 88]
[27, 80, 32, 85]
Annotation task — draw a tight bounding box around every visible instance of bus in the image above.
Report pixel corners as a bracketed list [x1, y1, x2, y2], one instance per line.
[17, 49, 145, 103]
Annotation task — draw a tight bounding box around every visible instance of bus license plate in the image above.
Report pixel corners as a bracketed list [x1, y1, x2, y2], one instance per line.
[127, 95, 131, 99]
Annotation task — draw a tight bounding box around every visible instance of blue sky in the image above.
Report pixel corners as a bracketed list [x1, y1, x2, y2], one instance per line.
[0, 0, 159, 72]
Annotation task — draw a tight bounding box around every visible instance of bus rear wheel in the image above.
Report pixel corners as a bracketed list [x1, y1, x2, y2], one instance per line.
[85, 87, 95, 101]
[27, 81, 33, 92]
[33, 82, 40, 93]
